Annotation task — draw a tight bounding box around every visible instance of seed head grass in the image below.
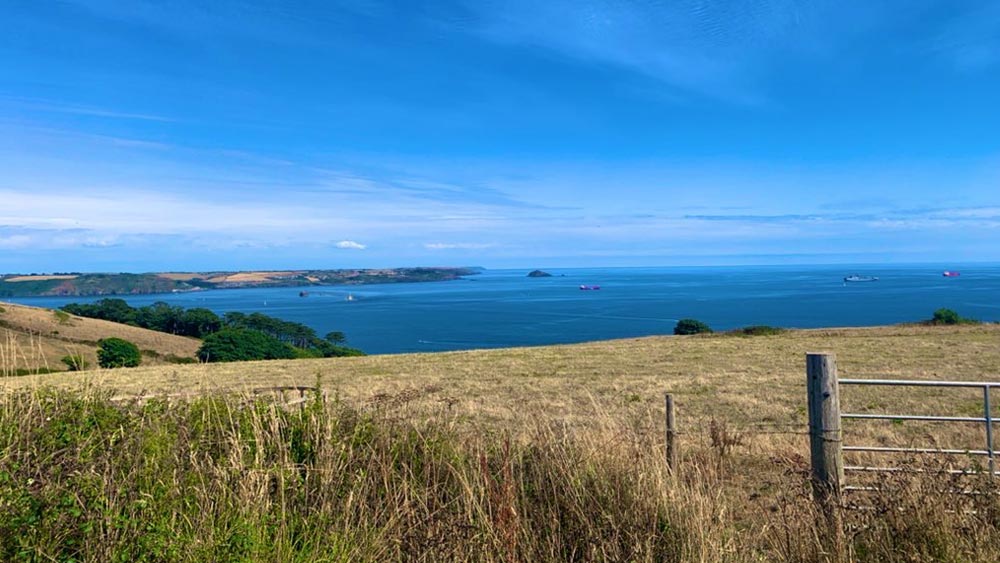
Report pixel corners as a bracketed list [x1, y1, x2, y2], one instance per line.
[3, 322, 1000, 560]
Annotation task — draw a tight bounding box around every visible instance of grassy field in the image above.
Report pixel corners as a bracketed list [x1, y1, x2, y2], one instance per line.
[0, 302, 200, 374]
[3, 322, 1000, 561]
[2, 275, 80, 282]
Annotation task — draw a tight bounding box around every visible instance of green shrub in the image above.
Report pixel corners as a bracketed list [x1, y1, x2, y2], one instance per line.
[732, 325, 785, 336]
[674, 318, 713, 335]
[927, 308, 979, 326]
[96, 338, 142, 368]
[61, 354, 89, 371]
[197, 328, 297, 362]
[933, 308, 961, 325]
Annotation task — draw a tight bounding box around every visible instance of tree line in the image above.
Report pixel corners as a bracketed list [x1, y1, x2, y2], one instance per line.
[61, 299, 363, 362]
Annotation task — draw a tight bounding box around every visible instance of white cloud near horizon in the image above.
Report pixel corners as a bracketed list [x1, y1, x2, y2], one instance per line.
[335, 240, 367, 250]
[424, 242, 497, 250]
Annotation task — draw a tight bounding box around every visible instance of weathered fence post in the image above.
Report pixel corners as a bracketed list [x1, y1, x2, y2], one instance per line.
[807, 353, 845, 561]
[665, 393, 678, 474]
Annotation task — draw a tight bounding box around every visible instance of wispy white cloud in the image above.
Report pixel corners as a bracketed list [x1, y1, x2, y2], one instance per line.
[686, 205, 1000, 231]
[0, 95, 175, 122]
[0, 235, 32, 250]
[0, 189, 334, 234]
[446, 0, 878, 103]
[424, 242, 497, 250]
[335, 240, 367, 250]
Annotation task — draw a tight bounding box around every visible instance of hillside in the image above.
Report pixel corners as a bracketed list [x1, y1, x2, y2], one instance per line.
[0, 267, 477, 297]
[5, 322, 1000, 561]
[7, 322, 1000, 430]
[0, 302, 200, 374]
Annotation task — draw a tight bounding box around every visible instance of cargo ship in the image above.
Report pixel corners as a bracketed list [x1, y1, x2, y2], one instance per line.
[843, 275, 878, 283]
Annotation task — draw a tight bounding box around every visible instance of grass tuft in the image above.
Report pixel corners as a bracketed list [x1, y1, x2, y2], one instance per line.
[2, 388, 999, 561]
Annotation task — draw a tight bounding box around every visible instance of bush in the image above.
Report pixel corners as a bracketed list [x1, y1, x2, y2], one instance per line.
[674, 318, 713, 335]
[197, 328, 297, 363]
[61, 354, 89, 371]
[933, 308, 960, 325]
[928, 308, 978, 326]
[96, 338, 141, 368]
[732, 325, 785, 336]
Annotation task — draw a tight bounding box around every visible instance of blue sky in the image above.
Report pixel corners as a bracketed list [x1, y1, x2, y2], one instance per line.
[2, 0, 1000, 271]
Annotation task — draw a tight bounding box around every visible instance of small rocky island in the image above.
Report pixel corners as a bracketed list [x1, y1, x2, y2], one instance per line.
[527, 270, 553, 278]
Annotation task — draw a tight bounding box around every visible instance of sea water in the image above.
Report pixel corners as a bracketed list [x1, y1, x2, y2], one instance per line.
[8, 265, 1000, 355]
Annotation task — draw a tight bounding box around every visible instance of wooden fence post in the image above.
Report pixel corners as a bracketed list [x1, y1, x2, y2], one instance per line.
[807, 352, 845, 561]
[665, 393, 678, 474]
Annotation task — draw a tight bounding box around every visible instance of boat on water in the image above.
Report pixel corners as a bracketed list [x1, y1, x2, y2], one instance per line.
[843, 275, 878, 283]
[299, 291, 309, 297]
[579, 284, 601, 290]
[943, 271, 961, 277]
[346, 293, 355, 301]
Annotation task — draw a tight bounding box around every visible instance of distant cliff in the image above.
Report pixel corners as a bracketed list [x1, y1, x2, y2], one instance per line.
[0, 267, 478, 297]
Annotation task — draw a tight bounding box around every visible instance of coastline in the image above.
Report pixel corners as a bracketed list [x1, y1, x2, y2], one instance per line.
[0, 267, 479, 298]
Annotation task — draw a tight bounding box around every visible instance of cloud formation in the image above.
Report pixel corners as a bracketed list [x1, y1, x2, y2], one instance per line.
[447, 0, 883, 102]
[424, 242, 497, 250]
[335, 240, 367, 250]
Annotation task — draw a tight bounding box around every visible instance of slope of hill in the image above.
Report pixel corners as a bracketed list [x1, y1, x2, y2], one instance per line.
[7, 321, 999, 428]
[0, 302, 200, 374]
[5, 321, 1000, 561]
[0, 273, 188, 297]
[0, 267, 478, 296]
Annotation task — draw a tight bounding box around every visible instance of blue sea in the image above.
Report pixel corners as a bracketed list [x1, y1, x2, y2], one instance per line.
[7, 265, 1000, 355]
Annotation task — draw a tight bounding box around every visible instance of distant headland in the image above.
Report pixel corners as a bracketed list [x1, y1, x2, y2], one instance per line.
[0, 267, 479, 298]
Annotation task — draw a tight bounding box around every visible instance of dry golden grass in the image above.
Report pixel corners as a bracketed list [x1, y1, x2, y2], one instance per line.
[3, 274, 79, 282]
[10, 321, 998, 495]
[156, 272, 206, 281]
[206, 271, 299, 283]
[0, 302, 199, 371]
[7, 322, 999, 437]
[5, 322, 1000, 561]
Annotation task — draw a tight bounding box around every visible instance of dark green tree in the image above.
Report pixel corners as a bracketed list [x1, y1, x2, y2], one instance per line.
[135, 301, 184, 333]
[197, 328, 297, 363]
[310, 339, 365, 358]
[674, 318, 713, 335]
[178, 308, 222, 337]
[96, 338, 142, 368]
[63, 298, 137, 325]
